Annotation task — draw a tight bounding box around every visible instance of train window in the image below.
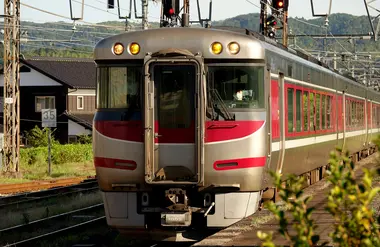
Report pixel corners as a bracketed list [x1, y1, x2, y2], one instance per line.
[327, 96, 331, 129]
[310, 92, 315, 130]
[303, 91, 309, 131]
[296, 90, 302, 132]
[316, 94, 320, 130]
[347, 99, 351, 128]
[207, 66, 265, 109]
[287, 65, 293, 77]
[322, 95, 326, 129]
[351, 101, 356, 127]
[96, 66, 142, 109]
[287, 88, 294, 133]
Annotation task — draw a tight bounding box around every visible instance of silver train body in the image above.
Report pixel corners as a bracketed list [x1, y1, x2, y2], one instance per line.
[92, 27, 380, 240]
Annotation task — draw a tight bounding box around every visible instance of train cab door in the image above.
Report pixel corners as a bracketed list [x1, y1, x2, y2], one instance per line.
[143, 53, 204, 185]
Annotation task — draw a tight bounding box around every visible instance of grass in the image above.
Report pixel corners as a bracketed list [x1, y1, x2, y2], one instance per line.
[0, 161, 95, 184]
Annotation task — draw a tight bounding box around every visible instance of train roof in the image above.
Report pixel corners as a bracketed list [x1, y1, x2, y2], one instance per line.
[94, 26, 376, 93]
[211, 26, 361, 85]
[94, 27, 265, 61]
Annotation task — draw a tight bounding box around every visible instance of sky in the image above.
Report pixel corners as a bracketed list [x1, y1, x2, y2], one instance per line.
[0, 0, 376, 24]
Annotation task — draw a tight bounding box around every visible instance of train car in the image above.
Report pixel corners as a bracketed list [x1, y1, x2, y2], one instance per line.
[92, 26, 380, 241]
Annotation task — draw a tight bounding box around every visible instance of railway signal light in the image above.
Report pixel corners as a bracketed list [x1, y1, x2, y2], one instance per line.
[163, 0, 180, 19]
[272, 0, 288, 11]
[266, 15, 277, 27]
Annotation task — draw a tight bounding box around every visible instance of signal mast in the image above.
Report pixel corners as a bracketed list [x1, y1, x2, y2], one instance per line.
[261, 0, 289, 46]
[160, 0, 190, 27]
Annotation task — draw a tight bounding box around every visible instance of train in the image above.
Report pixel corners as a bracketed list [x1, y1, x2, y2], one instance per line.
[92, 26, 380, 241]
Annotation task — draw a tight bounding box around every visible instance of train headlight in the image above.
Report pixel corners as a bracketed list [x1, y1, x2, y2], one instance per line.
[211, 42, 223, 55]
[228, 42, 240, 55]
[129, 42, 140, 55]
[113, 43, 124, 55]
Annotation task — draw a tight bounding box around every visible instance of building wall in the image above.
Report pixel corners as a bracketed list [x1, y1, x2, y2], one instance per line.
[0, 66, 62, 87]
[0, 67, 69, 144]
[68, 120, 92, 143]
[67, 89, 96, 113]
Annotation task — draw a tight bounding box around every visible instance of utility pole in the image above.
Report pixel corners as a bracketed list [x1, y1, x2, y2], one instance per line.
[142, 0, 149, 30]
[259, 0, 267, 36]
[182, 0, 189, 27]
[282, 6, 288, 47]
[3, 0, 20, 173]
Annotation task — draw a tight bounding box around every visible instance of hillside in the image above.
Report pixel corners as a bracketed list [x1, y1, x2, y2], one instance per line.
[4, 13, 378, 58]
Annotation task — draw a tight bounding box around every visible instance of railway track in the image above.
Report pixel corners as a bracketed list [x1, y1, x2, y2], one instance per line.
[0, 179, 99, 210]
[0, 204, 106, 246]
[0, 176, 96, 195]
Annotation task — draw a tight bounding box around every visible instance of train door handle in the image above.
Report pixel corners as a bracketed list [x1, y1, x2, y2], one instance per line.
[154, 133, 162, 138]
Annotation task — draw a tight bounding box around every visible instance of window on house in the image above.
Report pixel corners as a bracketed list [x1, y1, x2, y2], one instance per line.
[35, 96, 55, 112]
[77, 96, 84, 110]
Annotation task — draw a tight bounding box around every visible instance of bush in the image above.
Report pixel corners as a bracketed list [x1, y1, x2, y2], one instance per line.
[326, 148, 380, 247]
[258, 145, 380, 247]
[24, 125, 59, 147]
[257, 172, 323, 247]
[20, 143, 93, 167]
[77, 134, 92, 144]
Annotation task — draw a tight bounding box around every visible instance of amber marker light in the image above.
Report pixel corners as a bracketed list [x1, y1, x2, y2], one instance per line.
[211, 42, 223, 55]
[129, 42, 140, 55]
[228, 42, 240, 55]
[113, 43, 124, 55]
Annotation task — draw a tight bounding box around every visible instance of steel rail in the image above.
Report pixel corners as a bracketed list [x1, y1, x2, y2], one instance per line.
[0, 204, 105, 246]
[0, 181, 98, 208]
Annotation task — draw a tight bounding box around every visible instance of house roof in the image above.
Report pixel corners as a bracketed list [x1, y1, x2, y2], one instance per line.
[64, 111, 94, 130]
[21, 57, 96, 89]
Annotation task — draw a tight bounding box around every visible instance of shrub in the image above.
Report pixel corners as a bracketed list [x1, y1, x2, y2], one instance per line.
[24, 125, 58, 147]
[77, 134, 92, 144]
[20, 143, 93, 167]
[326, 148, 380, 247]
[257, 172, 323, 247]
[258, 145, 380, 247]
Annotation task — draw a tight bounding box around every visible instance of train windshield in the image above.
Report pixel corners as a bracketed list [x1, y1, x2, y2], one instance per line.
[207, 65, 265, 110]
[96, 66, 142, 109]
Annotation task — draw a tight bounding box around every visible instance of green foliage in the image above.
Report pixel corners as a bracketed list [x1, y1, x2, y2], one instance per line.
[20, 143, 93, 166]
[257, 144, 380, 247]
[257, 171, 323, 247]
[77, 134, 92, 144]
[24, 125, 58, 147]
[326, 148, 380, 247]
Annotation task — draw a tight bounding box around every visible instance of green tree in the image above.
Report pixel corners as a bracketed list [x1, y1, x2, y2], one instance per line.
[24, 125, 58, 147]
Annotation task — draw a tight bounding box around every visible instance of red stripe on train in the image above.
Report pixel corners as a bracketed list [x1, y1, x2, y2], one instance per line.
[94, 120, 265, 144]
[94, 157, 137, 170]
[213, 157, 267, 171]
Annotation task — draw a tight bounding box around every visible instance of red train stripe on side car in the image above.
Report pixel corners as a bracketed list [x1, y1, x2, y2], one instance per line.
[94, 120, 265, 143]
[94, 157, 137, 170]
[213, 157, 267, 171]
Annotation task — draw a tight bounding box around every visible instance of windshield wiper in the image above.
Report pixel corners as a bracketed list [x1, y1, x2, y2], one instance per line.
[208, 89, 235, 121]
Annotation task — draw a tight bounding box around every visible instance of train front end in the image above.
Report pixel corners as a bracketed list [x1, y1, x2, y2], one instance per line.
[93, 27, 271, 240]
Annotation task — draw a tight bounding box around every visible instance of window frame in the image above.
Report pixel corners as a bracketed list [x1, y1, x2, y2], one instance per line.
[96, 64, 143, 110]
[77, 96, 84, 110]
[35, 96, 55, 113]
[205, 63, 267, 111]
[285, 84, 335, 137]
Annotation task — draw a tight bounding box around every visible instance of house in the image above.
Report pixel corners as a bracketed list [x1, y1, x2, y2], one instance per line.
[0, 57, 96, 144]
